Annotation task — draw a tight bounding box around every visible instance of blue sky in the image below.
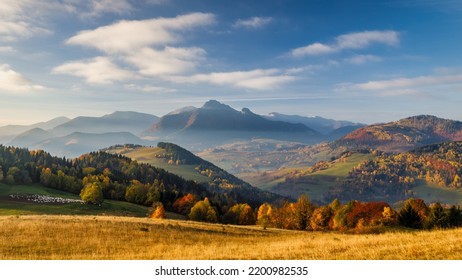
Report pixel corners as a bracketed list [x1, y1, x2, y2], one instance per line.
[1, 0, 462, 125]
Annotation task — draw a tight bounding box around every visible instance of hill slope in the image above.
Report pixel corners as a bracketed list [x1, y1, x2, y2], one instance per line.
[336, 115, 462, 152]
[328, 141, 462, 204]
[103, 142, 282, 206]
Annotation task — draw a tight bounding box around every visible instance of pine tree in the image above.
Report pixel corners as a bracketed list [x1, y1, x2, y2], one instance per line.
[426, 202, 449, 229]
[398, 204, 422, 229]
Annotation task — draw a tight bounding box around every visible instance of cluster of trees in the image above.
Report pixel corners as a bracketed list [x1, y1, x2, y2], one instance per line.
[152, 192, 462, 232]
[329, 141, 462, 203]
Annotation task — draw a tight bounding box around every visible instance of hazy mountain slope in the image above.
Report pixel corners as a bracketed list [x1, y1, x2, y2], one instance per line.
[0, 117, 70, 143]
[265, 112, 364, 135]
[51, 111, 158, 137]
[8, 128, 54, 148]
[335, 115, 462, 152]
[32, 132, 149, 158]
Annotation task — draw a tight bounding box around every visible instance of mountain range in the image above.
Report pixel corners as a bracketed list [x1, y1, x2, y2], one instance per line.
[1, 100, 362, 157]
[2, 102, 462, 205]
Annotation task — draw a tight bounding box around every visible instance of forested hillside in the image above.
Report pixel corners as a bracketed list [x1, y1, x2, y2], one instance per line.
[0, 145, 279, 220]
[328, 141, 462, 203]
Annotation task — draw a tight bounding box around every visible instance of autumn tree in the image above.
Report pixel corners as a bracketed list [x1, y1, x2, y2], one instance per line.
[382, 206, 398, 226]
[151, 202, 166, 219]
[404, 198, 429, 221]
[294, 194, 313, 230]
[173, 193, 196, 215]
[80, 182, 104, 205]
[189, 198, 218, 223]
[125, 180, 149, 205]
[224, 203, 255, 225]
[239, 204, 256, 225]
[257, 203, 273, 229]
[332, 200, 356, 230]
[346, 201, 390, 228]
[310, 206, 333, 231]
[271, 202, 298, 230]
[328, 198, 341, 212]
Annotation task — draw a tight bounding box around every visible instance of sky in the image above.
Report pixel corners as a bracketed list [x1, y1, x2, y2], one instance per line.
[1, 0, 462, 125]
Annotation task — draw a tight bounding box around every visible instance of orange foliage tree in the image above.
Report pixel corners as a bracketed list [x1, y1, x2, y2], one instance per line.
[173, 193, 196, 215]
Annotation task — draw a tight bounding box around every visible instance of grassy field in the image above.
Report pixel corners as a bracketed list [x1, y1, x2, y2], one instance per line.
[413, 180, 462, 205]
[106, 146, 211, 182]
[1, 215, 461, 260]
[0, 183, 150, 217]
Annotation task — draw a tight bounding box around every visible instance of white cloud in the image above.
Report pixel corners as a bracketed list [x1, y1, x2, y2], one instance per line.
[124, 83, 176, 93]
[291, 30, 400, 57]
[52, 56, 137, 84]
[79, 0, 133, 18]
[0, 0, 139, 42]
[59, 13, 215, 84]
[0, 64, 45, 92]
[345, 54, 382, 65]
[0, 21, 51, 42]
[125, 46, 206, 76]
[285, 60, 339, 74]
[338, 73, 462, 91]
[0, 46, 14, 52]
[66, 13, 215, 54]
[169, 69, 296, 90]
[336, 30, 400, 49]
[233, 17, 273, 29]
[291, 43, 337, 57]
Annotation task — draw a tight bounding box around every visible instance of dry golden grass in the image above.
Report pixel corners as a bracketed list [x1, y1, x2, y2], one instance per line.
[1, 215, 462, 260]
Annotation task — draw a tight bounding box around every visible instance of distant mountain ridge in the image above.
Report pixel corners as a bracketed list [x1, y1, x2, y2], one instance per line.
[51, 111, 158, 136]
[33, 132, 148, 158]
[264, 112, 364, 134]
[0, 117, 70, 143]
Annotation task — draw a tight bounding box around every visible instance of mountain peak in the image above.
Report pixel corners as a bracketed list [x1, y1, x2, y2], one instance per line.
[241, 108, 253, 115]
[201, 100, 234, 111]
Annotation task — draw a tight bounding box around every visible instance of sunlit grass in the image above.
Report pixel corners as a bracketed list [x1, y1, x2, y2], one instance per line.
[1, 215, 461, 260]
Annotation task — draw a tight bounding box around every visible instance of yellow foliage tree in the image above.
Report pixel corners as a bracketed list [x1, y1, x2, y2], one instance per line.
[152, 202, 166, 219]
[189, 198, 218, 223]
[257, 203, 273, 229]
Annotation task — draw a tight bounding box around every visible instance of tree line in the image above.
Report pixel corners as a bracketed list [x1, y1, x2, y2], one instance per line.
[166, 193, 462, 232]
